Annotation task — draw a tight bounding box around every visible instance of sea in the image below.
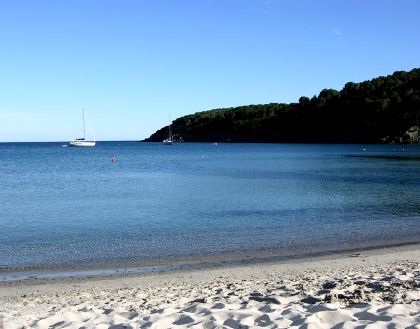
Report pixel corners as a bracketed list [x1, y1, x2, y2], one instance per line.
[1, 142, 419, 280]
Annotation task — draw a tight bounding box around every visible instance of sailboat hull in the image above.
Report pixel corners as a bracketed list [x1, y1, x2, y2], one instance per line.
[69, 140, 96, 147]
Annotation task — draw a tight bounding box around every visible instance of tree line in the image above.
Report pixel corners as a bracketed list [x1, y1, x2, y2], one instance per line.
[144, 68, 420, 143]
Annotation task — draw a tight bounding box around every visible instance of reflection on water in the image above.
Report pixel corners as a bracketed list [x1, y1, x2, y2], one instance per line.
[349, 155, 420, 160]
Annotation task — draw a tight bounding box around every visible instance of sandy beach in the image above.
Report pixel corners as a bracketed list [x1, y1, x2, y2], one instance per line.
[0, 244, 419, 328]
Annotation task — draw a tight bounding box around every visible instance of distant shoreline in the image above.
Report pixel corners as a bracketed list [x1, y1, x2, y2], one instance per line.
[1, 140, 419, 145]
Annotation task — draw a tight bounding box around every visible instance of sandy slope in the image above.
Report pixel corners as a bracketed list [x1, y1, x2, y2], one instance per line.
[1, 245, 419, 328]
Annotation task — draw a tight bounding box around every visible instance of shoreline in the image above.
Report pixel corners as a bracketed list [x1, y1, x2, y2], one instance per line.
[2, 242, 419, 289]
[1, 241, 419, 328]
[2, 240, 420, 283]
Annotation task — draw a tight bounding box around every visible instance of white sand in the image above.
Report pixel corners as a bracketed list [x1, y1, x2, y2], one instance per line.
[1, 245, 419, 329]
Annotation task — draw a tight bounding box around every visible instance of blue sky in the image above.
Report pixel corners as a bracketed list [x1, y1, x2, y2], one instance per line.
[1, 0, 419, 142]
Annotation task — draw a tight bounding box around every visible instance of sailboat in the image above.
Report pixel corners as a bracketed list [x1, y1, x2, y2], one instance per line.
[163, 121, 174, 145]
[69, 109, 96, 147]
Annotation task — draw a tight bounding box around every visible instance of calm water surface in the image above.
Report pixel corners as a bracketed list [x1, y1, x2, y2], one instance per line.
[0, 142, 419, 270]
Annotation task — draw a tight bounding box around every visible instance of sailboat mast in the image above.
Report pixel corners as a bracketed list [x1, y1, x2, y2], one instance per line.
[83, 109, 86, 140]
[168, 115, 172, 139]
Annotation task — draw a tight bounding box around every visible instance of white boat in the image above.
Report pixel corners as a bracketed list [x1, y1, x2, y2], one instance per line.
[69, 139, 96, 147]
[69, 110, 96, 147]
[163, 120, 174, 145]
[163, 138, 173, 145]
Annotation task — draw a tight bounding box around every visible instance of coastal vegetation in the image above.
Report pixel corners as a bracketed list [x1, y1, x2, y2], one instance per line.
[145, 68, 420, 143]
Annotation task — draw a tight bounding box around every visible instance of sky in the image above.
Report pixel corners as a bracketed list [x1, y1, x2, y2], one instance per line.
[0, 0, 419, 142]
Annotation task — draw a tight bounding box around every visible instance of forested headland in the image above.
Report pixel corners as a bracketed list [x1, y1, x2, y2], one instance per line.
[144, 68, 420, 144]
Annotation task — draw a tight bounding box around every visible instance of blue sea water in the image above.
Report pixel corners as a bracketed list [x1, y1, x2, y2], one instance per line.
[0, 142, 419, 272]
